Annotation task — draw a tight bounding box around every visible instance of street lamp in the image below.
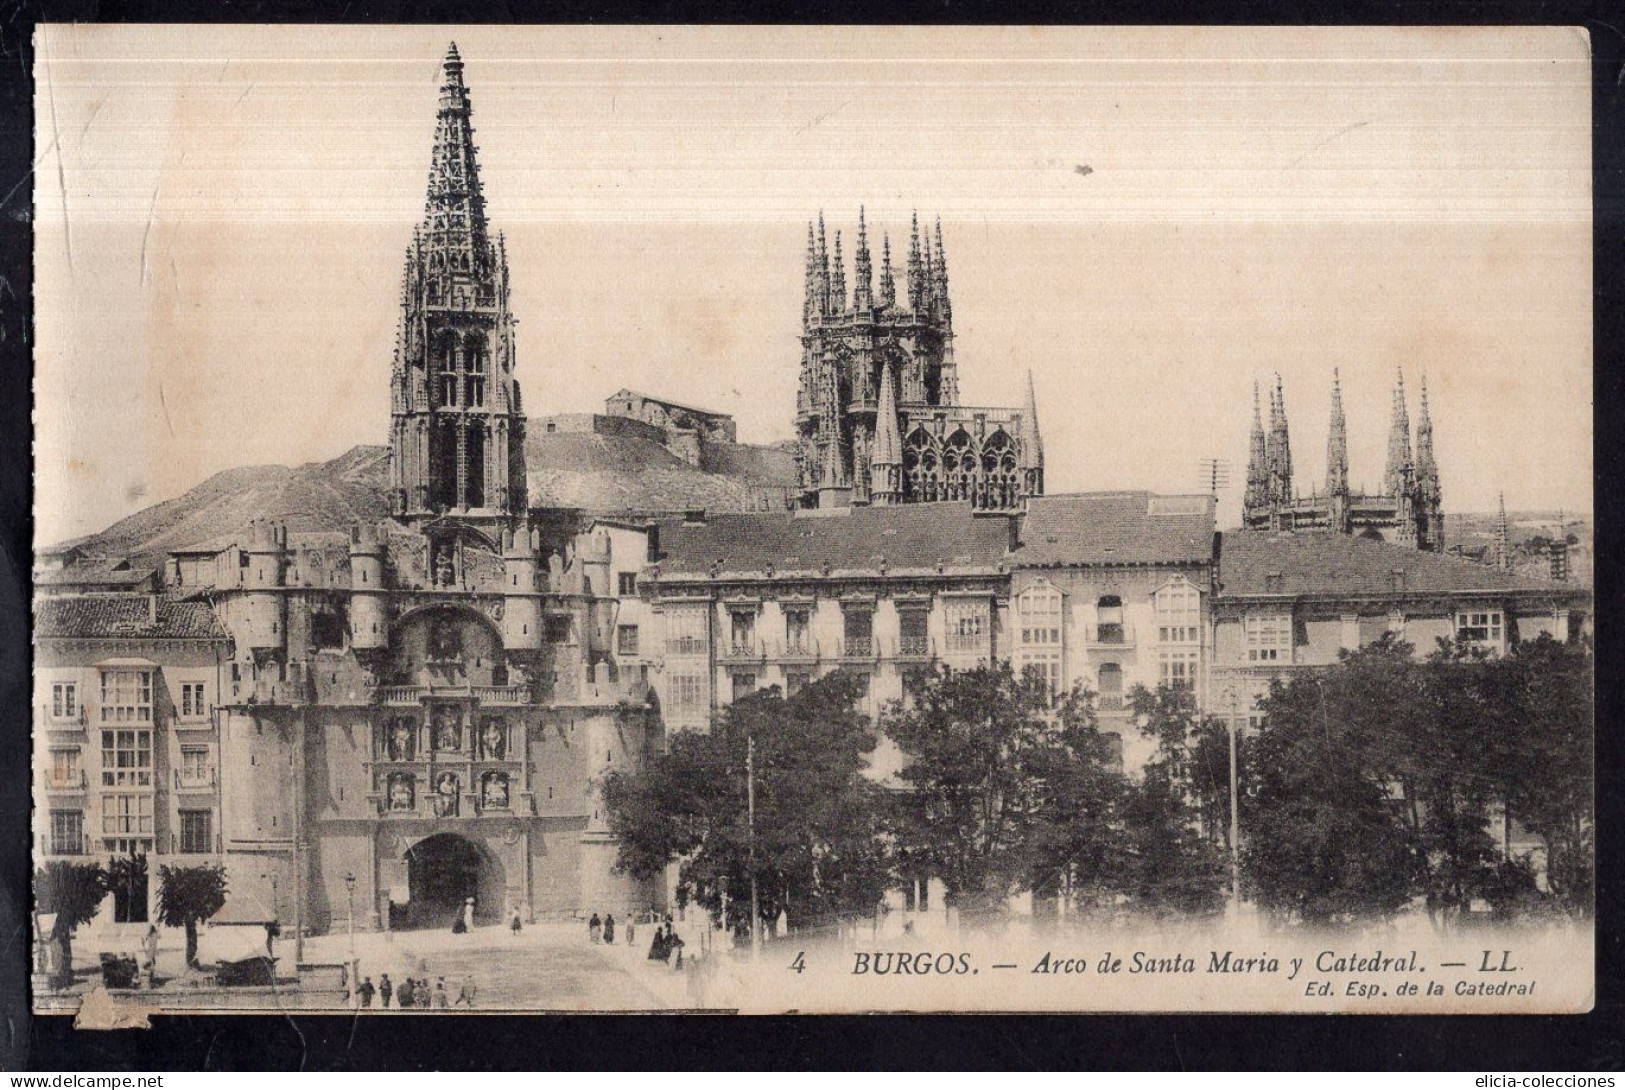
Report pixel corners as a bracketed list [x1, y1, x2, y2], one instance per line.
[1221, 684, 1243, 918]
[343, 871, 358, 1004]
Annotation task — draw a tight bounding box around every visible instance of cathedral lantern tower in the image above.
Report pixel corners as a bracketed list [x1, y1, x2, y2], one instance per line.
[388, 44, 527, 532]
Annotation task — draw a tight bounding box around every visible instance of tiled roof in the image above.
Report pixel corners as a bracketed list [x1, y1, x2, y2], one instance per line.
[1216, 531, 1581, 600]
[1012, 492, 1215, 568]
[36, 560, 155, 587]
[652, 502, 1012, 578]
[35, 594, 228, 640]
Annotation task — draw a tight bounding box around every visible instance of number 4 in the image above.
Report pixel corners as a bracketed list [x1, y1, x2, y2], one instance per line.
[788, 951, 806, 974]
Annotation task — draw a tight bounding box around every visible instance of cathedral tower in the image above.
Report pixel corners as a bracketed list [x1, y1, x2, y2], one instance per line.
[388, 44, 527, 531]
[1325, 369, 1350, 534]
[794, 209, 1039, 510]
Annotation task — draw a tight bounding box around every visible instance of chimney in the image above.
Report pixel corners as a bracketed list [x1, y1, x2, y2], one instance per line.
[645, 523, 660, 562]
[683, 509, 707, 526]
[147, 594, 158, 625]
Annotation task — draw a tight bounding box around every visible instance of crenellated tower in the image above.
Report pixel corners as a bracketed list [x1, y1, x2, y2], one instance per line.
[388, 43, 527, 532]
[794, 209, 1037, 510]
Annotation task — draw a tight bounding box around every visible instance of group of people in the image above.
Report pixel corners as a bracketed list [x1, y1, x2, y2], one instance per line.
[645, 920, 685, 969]
[586, 912, 620, 945]
[355, 972, 478, 1009]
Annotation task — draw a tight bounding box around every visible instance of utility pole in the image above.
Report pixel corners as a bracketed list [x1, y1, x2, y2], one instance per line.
[1198, 458, 1232, 502]
[746, 729, 761, 961]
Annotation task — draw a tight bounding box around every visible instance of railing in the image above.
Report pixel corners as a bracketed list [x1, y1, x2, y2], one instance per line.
[838, 636, 878, 662]
[1098, 694, 1125, 712]
[471, 685, 530, 704]
[1092, 624, 1136, 648]
[775, 638, 820, 663]
[896, 634, 934, 659]
[227, 677, 310, 705]
[174, 767, 217, 790]
[720, 640, 767, 664]
[44, 770, 87, 791]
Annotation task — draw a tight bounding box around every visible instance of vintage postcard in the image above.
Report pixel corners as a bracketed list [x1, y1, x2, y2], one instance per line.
[31, 24, 1593, 1016]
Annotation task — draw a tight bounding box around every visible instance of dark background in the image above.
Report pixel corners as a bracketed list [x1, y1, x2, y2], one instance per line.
[0, 0, 1619, 1071]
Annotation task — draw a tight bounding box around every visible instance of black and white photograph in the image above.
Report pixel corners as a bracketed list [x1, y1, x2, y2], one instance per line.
[28, 24, 1594, 1017]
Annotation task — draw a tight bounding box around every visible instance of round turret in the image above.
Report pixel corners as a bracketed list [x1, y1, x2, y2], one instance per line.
[349, 521, 389, 650]
[242, 519, 287, 650]
[501, 525, 543, 651]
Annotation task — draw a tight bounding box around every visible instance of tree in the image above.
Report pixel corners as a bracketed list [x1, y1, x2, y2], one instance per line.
[1502, 635, 1594, 916]
[157, 864, 229, 968]
[35, 860, 109, 987]
[885, 662, 1119, 918]
[1243, 652, 1422, 927]
[1120, 684, 1228, 920]
[602, 671, 894, 936]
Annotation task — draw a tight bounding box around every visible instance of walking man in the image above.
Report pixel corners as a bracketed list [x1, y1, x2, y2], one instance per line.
[358, 976, 376, 1009]
[379, 973, 393, 1009]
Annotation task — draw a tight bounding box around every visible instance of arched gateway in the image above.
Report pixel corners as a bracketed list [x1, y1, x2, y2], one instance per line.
[395, 832, 506, 930]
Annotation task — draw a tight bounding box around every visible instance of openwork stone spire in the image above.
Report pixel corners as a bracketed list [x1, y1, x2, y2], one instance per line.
[1326, 368, 1349, 498]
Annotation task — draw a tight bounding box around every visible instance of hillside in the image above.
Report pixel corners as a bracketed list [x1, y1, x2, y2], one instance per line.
[56, 432, 797, 566]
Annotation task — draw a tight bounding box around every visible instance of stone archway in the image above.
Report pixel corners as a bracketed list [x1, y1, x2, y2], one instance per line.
[397, 832, 506, 931]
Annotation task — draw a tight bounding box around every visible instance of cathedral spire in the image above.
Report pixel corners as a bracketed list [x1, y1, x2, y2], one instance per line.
[1326, 368, 1349, 498]
[1269, 374, 1293, 506]
[830, 231, 847, 315]
[1384, 368, 1413, 499]
[1020, 370, 1044, 471]
[817, 212, 830, 315]
[1414, 374, 1443, 550]
[803, 220, 821, 328]
[907, 211, 925, 312]
[921, 232, 935, 314]
[869, 363, 903, 505]
[933, 216, 952, 327]
[853, 206, 873, 311]
[878, 233, 896, 308]
[1244, 380, 1269, 517]
[422, 41, 489, 269]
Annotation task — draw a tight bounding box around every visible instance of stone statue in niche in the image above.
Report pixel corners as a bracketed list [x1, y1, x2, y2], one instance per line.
[480, 771, 509, 811]
[430, 704, 462, 752]
[480, 717, 506, 760]
[428, 615, 463, 661]
[432, 771, 460, 817]
[387, 772, 415, 812]
[388, 716, 416, 761]
[434, 543, 456, 587]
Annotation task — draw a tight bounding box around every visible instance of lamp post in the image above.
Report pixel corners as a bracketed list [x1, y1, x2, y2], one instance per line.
[1222, 684, 1243, 917]
[746, 729, 761, 962]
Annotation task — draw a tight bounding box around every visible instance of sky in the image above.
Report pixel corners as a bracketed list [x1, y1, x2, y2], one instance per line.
[32, 25, 1592, 545]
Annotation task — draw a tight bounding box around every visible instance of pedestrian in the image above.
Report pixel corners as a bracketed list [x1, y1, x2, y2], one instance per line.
[670, 928, 685, 971]
[588, 912, 602, 943]
[648, 923, 669, 961]
[462, 897, 475, 933]
[626, 916, 636, 946]
[358, 976, 376, 1008]
[455, 976, 476, 1007]
[379, 973, 393, 1009]
[509, 906, 522, 936]
[603, 913, 615, 945]
[433, 977, 449, 1008]
[398, 977, 415, 1009]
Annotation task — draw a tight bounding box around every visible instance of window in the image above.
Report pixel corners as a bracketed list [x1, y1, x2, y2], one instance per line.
[179, 810, 213, 854]
[616, 624, 640, 657]
[944, 600, 988, 654]
[898, 609, 930, 655]
[1097, 663, 1124, 710]
[1159, 650, 1198, 691]
[1101, 733, 1125, 773]
[731, 673, 757, 702]
[785, 671, 810, 697]
[545, 616, 572, 643]
[669, 674, 706, 719]
[618, 572, 638, 596]
[843, 608, 874, 656]
[1017, 584, 1063, 646]
[1096, 596, 1125, 644]
[1244, 612, 1292, 662]
[180, 746, 211, 787]
[1155, 581, 1201, 644]
[102, 793, 153, 837]
[100, 669, 152, 724]
[48, 748, 81, 789]
[1456, 610, 1504, 645]
[784, 608, 811, 654]
[49, 810, 84, 855]
[1022, 659, 1064, 702]
[729, 610, 757, 654]
[51, 682, 77, 720]
[665, 608, 709, 656]
[179, 682, 207, 719]
[100, 729, 152, 787]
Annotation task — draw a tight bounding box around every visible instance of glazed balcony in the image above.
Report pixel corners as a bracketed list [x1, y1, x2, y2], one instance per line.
[1090, 624, 1137, 649]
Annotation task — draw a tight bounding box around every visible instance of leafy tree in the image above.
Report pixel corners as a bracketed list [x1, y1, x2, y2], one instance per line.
[885, 662, 1119, 918]
[107, 851, 149, 924]
[1243, 657, 1421, 926]
[35, 861, 109, 986]
[1120, 684, 1228, 920]
[157, 864, 229, 968]
[602, 671, 894, 935]
[1502, 635, 1594, 916]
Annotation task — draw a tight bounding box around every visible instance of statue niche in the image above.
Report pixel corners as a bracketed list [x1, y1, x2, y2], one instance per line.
[479, 717, 506, 760]
[387, 772, 416, 812]
[479, 771, 510, 812]
[430, 704, 463, 753]
[432, 771, 460, 818]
